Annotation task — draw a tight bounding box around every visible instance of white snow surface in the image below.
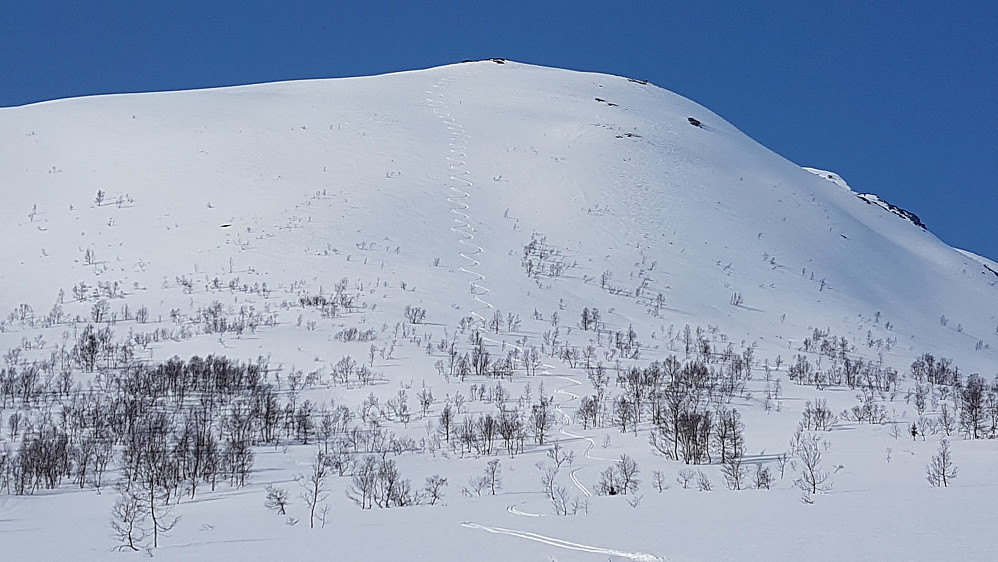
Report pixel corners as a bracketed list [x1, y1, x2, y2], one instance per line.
[802, 167, 853, 192]
[1, 60, 996, 560]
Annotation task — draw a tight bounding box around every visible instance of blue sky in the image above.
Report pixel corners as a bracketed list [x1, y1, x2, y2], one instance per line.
[3, 1, 996, 260]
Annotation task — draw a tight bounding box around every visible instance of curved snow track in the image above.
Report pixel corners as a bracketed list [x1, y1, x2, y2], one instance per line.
[430, 75, 658, 562]
[507, 502, 544, 518]
[428, 79, 494, 322]
[552, 374, 612, 498]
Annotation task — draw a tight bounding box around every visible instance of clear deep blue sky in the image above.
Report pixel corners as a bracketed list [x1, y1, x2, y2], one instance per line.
[3, 1, 996, 260]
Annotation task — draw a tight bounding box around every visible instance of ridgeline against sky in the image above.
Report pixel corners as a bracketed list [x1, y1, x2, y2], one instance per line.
[2, 2, 996, 259]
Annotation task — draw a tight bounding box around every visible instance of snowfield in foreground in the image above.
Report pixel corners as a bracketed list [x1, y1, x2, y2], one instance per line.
[0, 60, 995, 560]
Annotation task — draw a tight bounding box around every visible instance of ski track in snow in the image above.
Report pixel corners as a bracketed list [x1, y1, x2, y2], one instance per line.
[555, 376, 612, 462]
[461, 522, 663, 561]
[431, 77, 651, 560]
[561, 425, 612, 462]
[506, 503, 544, 517]
[552, 375, 593, 497]
[429, 79, 494, 323]
[433, 78, 604, 503]
[550, 374, 607, 496]
[569, 466, 592, 498]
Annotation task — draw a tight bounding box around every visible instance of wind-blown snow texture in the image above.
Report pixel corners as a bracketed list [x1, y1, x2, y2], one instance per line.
[1, 60, 995, 560]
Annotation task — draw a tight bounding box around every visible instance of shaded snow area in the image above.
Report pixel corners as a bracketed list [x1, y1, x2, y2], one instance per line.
[804, 167, 927, 230]
[1, 60, 996, 560]
[854, 193, 927, 230]
[957, 249, 998, 280]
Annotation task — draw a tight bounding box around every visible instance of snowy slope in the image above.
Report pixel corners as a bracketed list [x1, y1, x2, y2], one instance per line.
[0, 60, 996, 560]
[4, 61, 993, 369]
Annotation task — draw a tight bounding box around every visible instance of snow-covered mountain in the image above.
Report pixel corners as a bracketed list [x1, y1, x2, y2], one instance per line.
[1, 60, 995, 560]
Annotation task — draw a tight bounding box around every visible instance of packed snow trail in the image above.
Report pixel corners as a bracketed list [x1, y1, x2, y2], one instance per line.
[552, 377, 593, 497]
[432, 74, 639, 549]
[550, 374, 609, 497]
[559, 425, 612, 462]
[432, 77, 606, 495]
[461, 523, 663, 561]
[555, 375, 611, 462]
[506, 503, 544, 517]
[433, 79, 605, 505]
[428, 78, 494, 322]
[430, 75, 609, 534]
[569, 466, 592, 498]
